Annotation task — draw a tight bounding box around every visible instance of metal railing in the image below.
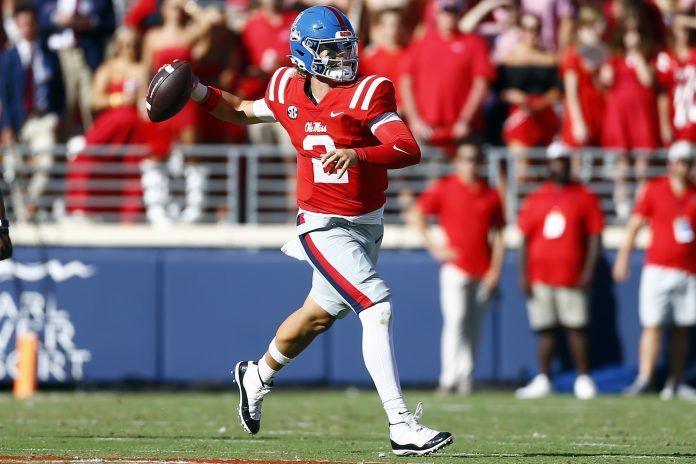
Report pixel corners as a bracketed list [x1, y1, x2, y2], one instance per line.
[0, 144, 675, 225]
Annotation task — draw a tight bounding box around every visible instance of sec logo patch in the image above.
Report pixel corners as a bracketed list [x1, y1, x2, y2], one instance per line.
[288, 106, 299, 119]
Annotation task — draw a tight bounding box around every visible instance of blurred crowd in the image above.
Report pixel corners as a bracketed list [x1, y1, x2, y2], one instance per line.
[2, 0, 696, 223]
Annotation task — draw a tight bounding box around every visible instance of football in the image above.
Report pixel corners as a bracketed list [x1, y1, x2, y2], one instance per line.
[146, 60, 193, 123]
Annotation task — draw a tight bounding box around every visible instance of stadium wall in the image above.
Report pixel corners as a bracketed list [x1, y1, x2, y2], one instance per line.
[1, 245, 693, 392]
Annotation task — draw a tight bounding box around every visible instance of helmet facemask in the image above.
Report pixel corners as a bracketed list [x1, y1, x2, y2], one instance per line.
[300, 36, 359, 82]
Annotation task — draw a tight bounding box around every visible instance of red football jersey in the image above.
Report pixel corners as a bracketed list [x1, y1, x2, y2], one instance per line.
[655, 49, 696, 141]
[264, 67, 398, 216]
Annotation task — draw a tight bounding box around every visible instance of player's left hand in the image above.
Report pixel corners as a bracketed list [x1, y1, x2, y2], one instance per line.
[321, 149, 358, 179]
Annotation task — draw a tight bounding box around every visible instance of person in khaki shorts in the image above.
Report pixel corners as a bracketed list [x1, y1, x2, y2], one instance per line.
[614, 141, 696, 400]
[515, 142, 604, 399]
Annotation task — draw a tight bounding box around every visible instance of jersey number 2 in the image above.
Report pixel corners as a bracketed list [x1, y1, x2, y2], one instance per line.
[304, 135, 349, 184]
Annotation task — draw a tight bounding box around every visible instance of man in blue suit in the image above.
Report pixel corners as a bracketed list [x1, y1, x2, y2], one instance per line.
[36, 0, 115, 136]
[0, 3, 64, 221]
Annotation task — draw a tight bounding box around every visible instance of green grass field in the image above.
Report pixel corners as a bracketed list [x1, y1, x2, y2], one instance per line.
[0, 389, 695, 463]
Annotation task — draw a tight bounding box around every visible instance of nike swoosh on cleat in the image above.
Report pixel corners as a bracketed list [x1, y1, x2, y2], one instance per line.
[393, 145, 413, 155]
[330, 111, 344, 117]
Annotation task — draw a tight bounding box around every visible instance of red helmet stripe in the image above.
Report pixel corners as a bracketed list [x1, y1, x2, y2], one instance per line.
[325, 6, 348, 30]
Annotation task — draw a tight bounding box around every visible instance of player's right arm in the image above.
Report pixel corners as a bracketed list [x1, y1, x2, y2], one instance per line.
[189, 78, 276, 125]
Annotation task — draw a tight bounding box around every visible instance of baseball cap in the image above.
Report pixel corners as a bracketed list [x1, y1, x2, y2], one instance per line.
[546, 141, 572, 160]
[667, 141, 695, 162]
[437, 0, 465, 13]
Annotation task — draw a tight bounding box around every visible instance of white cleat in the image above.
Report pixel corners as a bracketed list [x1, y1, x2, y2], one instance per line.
[515, 374, 552, 399]
[574, 374, 597, 400]
[234, 361, 273, 434]
[389, 402, 453, 456]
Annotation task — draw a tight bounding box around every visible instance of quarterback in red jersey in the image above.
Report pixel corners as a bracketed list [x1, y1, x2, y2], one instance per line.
[263, 66, 408, 215]
[182, 5, 452, 456]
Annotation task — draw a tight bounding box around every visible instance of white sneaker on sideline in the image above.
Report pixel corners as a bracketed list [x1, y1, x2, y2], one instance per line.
[515, 374, 552, 399]
[660, 380, 675, 400]
[661, 381, 696, 401]
[623, 377, 650, 396]
[574, 374, 597, 399]
[389, 403, 453, 456]
[676, 383, 696, 401]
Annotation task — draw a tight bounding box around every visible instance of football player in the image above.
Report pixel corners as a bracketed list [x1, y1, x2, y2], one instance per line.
[185, 5, 453, 456]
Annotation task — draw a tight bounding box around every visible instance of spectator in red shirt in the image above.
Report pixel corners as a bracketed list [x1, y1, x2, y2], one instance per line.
[497, 12, 561, 184]
[601, 6, 661, 153]
[600, 7, 661, 219]
[407, 145, 506, 395]
[360, 8, 407, 111]
[656, 13, 696, 146]
[614, 141, 696, 400]
[401, 0, 496, 157]
[515, 142, 604, 400]
[560, 6, 607, 149]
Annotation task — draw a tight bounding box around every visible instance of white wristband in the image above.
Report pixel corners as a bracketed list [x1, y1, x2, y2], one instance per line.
[190, 81, 209, 103]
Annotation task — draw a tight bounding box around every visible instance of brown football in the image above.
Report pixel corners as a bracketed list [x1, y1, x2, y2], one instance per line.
[146, 60, 193, 123]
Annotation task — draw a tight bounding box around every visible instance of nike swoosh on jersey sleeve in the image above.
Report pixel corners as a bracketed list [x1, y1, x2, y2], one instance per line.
[393, 144, 413, 155]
